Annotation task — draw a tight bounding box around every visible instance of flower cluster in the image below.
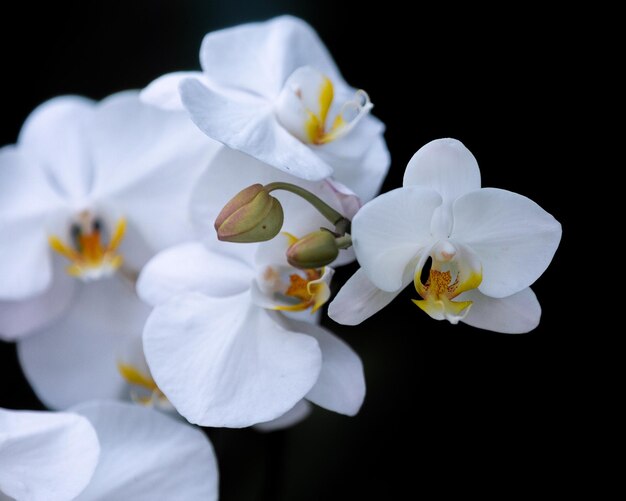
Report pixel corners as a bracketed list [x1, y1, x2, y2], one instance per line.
[0, 15, 560, 500]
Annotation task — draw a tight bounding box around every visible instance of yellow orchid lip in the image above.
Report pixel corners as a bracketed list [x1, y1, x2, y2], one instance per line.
[273, 267, 330, 314]
[48, 212, 126, 281]
[412, 242, 483, 324]
[304, 77, 372, 145]
[276, 67, 373, 147]
[256, 232, 333, 314]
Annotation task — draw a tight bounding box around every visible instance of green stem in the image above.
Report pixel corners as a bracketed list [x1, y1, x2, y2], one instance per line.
[264, 182, 347, 228]
[335, 234, 352, 250]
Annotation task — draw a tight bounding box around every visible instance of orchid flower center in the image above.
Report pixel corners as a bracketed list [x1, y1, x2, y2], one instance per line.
[412, 240, 483, 324]
[48, 211, 126, 281]
[262, 265, 331, 313]
[117, 362, 170, 409]
[275, 66, 372, 146]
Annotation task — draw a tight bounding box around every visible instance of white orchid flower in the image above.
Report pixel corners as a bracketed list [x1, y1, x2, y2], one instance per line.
[0, 401, 218, 501]
[329, 138, 562, 334]
[0, 408, 99, 500]
[0, 91, 219, 409]
[141, 15, 390, 202]
[137, 148, 365, 428]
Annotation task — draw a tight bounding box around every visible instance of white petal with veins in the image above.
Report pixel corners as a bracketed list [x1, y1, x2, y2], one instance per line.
[452, 187, 562, 298]
[73, 401, 218, 501]
[0, 408, 99, 501]
[352, 186, 442, 291]
[143, 292, 322, 427]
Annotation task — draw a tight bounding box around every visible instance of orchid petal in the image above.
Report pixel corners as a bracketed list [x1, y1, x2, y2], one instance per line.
[143, 292, 322, 427]
[73, 401, 218, 501]
[0, 258, 76, 340]
[140, 71, 204, 111]
[199, 15, 343, 99]
[403, 138, 481, 201]
[328, 268, 404, 325]
[0, 147, 64, 299]
[458, 287, 541, 334]
[18, 277, 149, 409]
[137, 242, 253, 307]
[0, 409, 99, 501]
[352, 186, 441, 291]
[180, 78, 333, 180]
[280, 318, 365, 416]
[88, 91, 221, 250]
[452, 188, 562, 298]
[404, 138, 481, 238]
[18, 96, 96, 201]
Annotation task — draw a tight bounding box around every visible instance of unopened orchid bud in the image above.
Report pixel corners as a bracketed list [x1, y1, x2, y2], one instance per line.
[286, 230, 339, 269]
[215, 184, 284, 243]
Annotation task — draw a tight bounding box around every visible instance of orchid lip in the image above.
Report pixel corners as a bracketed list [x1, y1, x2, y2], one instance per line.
[275, 66, 373, 146]
[413, 241, 483, 324]
[267, 266, 330, 314]
[48, 211, 126, 281]
[256, 248, 334, 314]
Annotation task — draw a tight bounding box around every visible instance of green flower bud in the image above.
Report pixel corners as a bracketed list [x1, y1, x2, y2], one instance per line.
[286, 230, 339, 269]
[215, 184, 284, 243]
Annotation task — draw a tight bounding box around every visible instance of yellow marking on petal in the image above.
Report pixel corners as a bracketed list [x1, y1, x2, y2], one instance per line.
[132, 395, 155, 406]
[412, 297, 473, 322]
[429, 269, 455, 295]
[318, 76, 334, 126]
[413, 256, 482, 323]
[117, 362, 159, 392]
[316, 113, 349, 145]
[318, 89, 372, 144]
[108, 217, 126, 251]
[110, 255, 124, 269]
[304, 76, 344, 145]
[305, 111, 321, 144]
[274, 302, 312, 313]
[452, 269, 482, 299]
[332, 114, 346, 131]
[308, 279, 330, 313]
[281, 231, 299, 247]
[66, 264, 83, 277]
[272, 268, 329, 314]
[285, 273, 314, 302]
[48, 235, 79, 261]
[279, 68, 372, 146]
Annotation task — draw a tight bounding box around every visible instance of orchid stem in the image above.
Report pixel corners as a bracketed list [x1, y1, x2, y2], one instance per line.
[335, 234, 352, 249]
[264, 182, 350, 233]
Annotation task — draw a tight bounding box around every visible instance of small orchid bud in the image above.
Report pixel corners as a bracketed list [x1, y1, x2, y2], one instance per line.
[286, 229, 339, 269]
[215, 184, 284, 243]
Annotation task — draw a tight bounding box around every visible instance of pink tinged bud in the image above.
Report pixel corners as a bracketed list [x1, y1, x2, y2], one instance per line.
[286, 230, 339, 269]
[215, 184, 284, 243]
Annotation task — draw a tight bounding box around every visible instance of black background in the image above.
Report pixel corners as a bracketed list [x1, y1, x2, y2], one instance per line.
[1, 1, 581, 499]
